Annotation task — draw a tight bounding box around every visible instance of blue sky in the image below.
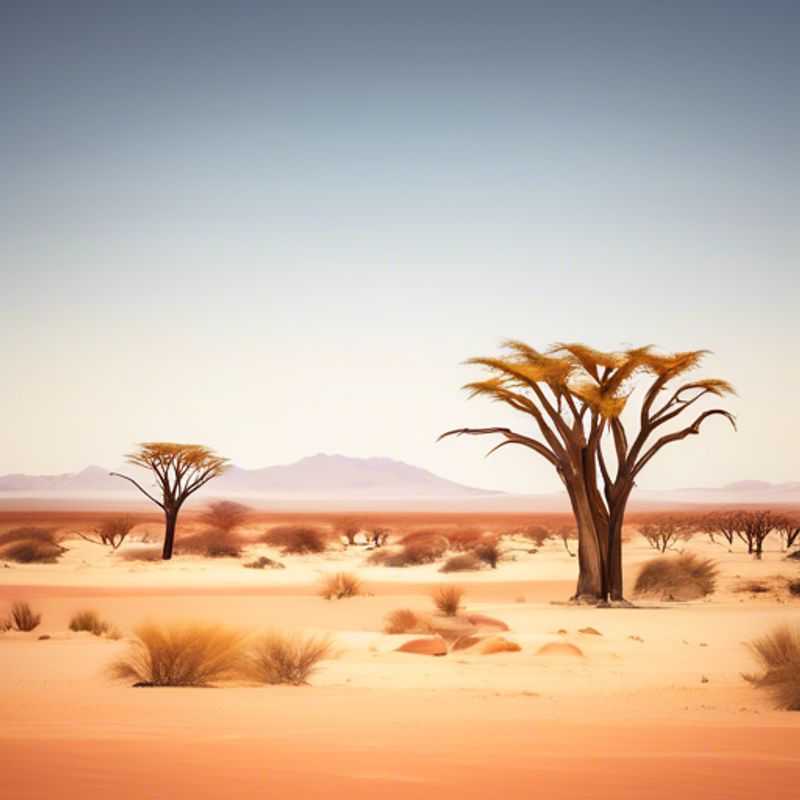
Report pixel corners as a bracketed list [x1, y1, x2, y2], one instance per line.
[2, 2, 798, 492]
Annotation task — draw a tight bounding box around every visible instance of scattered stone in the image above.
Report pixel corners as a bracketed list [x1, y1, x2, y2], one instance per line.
[557, 628, 568, 635]
[536, 642, 584, 658]
[478, 637, 521, 655]
[578, 626, 602, 636]
[38, 635, 51, 641]
[465, 613, 510, 632]
[628, 635, 644, 643]
[451, 635, 485, 652]
[699, 642, 708, 647]
[396, 636, 448, 656]
[701, 675, 709, 683]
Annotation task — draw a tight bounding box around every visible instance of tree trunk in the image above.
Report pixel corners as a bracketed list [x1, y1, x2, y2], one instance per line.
[162, 509, 178, 560]
[569, 481, 606, 602]
[606, 487, 632, 603]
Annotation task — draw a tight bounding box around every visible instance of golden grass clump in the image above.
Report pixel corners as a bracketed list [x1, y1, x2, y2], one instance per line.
[318, 572, 363, 600]
[262, 525, 329, 555]
[633, 553, 718, 601]
[69, 609, 113, 637]
[245, 631, 333, 686]
[432, 585, 464, 616]
[439, 553, 483, 573]
[383, 608, 433, 635]
[110, 623, 246, 687]
[8, 601, 41, 632]
[744, 625, 800, 710]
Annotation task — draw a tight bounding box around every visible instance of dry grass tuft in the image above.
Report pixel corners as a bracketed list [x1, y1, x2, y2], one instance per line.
[243, 556, 285, 570]
[69, 609, 112, 637]
[318, 572, 363, 600]
[117, 545, 163, 562]
[633, 553, 718, 601]
[432, 585, 464, 616]
[8, 601, 41, 631]
[245, 631, 333, 685]
[439, 553, 483, 573]
[744, 625, 800, 710]
[262, 525, 329, 555]
[0, 539, 65, 563]
[109, 623, 246, 687]
[734, 579, 771, 595]
[383, 608, 433, 635]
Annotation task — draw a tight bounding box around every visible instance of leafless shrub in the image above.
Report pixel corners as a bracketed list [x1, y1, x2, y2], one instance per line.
[444, 529, 485, 551]
[474, 537, 502, 568]
[633, 553, 718, 601]
[432, 585, 464, 616]
[109, 623, 246, 686]
[69, 609, 112, 637]
[336, 519, 362, 547]
[318, 572, 363, 600]
[0, 539, 65, 563]
[367, 526, 391, 547]
[518, 525, 553, 548]
[78, 515, 138, 550]
[744, 625, 800, 710]
[245, 631, 333, 685]
[439, 553, 483, 573]
[637, 515, 696, 552]
[262, 525, 329, 555]
[9, 601, 41, 631]
[199, 501, 252, 532]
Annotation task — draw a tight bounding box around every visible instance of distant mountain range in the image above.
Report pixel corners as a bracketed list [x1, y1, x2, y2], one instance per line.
[0, 454, 499, 498]
[0, 455, 796, 508]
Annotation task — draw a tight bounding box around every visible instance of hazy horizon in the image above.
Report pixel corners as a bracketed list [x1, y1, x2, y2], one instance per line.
[3, 2, 798, 493]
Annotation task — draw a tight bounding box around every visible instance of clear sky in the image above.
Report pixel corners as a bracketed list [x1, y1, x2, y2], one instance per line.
[2, 1, 798, 493]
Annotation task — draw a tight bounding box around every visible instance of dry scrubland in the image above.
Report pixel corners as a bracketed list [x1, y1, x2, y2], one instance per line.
[1, 506, 800, 798]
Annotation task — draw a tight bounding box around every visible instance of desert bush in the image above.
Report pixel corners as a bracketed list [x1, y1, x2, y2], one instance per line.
[439, 553, 483, 573]
[367, 540, 442, 567]
[734, 580, 771, 594]
[199, 500, 252, 532]
[445, 529, 485, 551]
[245, 631, 333, 686]
[336, 519, 363, 546]
[474, 538, 502, 569]
[318, 572, 363, 600]
[518, 525, 553, 548]
[367, 526, 391, 547]
[117, 545, 163, 562]
[110, 623, 246, 687]
[9, 602, 41, 631]
[633, 553, 719, 601]
[0, 539, 65, 563]
[78, 515, 138, 550]
[243, 556, 285, 570]
[432, 585, 464, 616]
[262, 525, 328, 555]
[69, 609, 112, 637]
[788, 580, 800, 597]
[383, 608, 433, 634]
[0, 527, 59, 546]
[177, 528, 243, 558]
[744, 625, 800, 710]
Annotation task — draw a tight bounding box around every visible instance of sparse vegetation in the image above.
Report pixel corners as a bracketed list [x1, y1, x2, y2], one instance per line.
[8, 602, 41, 631]
[78, 515, 138, 550]
[245, 631, 333, 686]
[744, 625, 800, 710]
[199, 501, 252, 532]
[262, 525, 329, 555]
[637, 515, 696, 552]
[439, 553, 483, 573]
[432, 585, 464, 616]
[0, 539, 65, 563]
[788, 580, 800, 597]
[178, 528, 243, 558]
[383, 608, 433, 634]
[0, 527, 60, 546]
[474, 537, 502, 568]
[243, 556, 285, 570]
[117, 545, 163, 562]
[69, 609, 112, 636]
[368, 533, 447, 567]
[633, 553, 719, 601]
[318, 572, 363, 600]
[110, 623, 245, 687]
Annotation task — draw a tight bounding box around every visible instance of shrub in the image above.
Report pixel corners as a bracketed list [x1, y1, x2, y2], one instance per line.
[199, 501, 252, 532]
[243, 556, 285, 570]
[432, 585, 464, 616]
[445, 529, 485, 552]
[117, 545, 162, 562]
[744, 625, 800, 710]
[0, 539, 65, 563]
[69, 609, 112, 637]
[110, 623, 246, 687]
[734, 580, 771, 594]
[0, 527, 59, 546]
[262, 525, 328, 555]
[318, 572, 363, 600]
[474, 538, 502, 569]
[383, 608, 433, 635]
[439, 553, 483, 573]
[368, 535, 447, 567]
[633, 553, 718, 600]
[245, 631, 333, 686]
[518, 525, 553, 548]
[177, 528, 243, 558]
[788, 580, 800, 597]
[78, 515, 138, 550]
[9, 602, 41, 631]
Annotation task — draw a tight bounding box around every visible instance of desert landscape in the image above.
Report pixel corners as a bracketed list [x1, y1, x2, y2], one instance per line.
[2, 501, 799, 799]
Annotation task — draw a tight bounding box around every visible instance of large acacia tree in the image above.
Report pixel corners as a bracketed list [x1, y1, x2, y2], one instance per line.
[111, 443, 229, 560]
[440, 342, 735, 604]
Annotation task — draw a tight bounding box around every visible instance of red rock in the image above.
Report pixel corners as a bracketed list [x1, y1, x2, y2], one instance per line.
[465, 614, 510, 632]
[396, 636, 448, 656]
[578, 626, 602, 636]
[536, 642, 584, 658]
[478, 637, 521, 655]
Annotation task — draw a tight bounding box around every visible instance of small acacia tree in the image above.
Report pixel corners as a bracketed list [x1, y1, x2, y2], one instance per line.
[78, 514, 139, 550]
[111, 443, 229, 560]
[737, 509, 778, 559]
[637, 515, 696, 553]
[440, 341, 735, 604]
[199, 500, 252, 532]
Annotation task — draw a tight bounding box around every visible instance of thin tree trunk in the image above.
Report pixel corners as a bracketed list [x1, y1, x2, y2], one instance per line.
[162, 510, 178, 560]
[569, 480, 605, 602]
